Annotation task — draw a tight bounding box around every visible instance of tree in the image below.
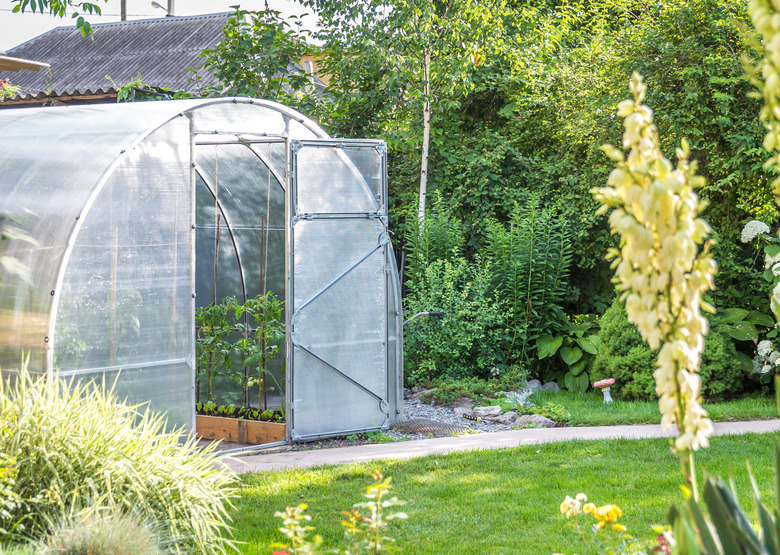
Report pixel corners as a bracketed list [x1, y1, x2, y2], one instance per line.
[303, 0, 513, 219]
[193, 8, 318, 113]
[11, 0, 107, 35]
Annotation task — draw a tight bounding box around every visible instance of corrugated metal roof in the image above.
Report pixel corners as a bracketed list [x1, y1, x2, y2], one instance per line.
[0, 13, 230, 101]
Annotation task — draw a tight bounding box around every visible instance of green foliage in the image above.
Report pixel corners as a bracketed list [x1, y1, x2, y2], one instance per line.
[403, 196, 575, 383]
[272, 472, 406, 554]
[195, 401, 285, 423]
[402, 192, 465, 285]
[0, 370, 236, 552]
[195, 293, 285, 407]
[419, 366, 528, 406]
[196, 297, 239, 402]
[592, 298, 746, 401]
[106, 73, 185, 102]
[10, 0, 106, 35]
[668, 441, 780, 554]
[344, 432, 397, 444]
[194, 8, 317, 113]
[0, 79, 20, 102]
[536, 316, 601, 393]
[232, 292, 285, 405]
[403, 257, 506, 385]
[292, 0, 770, 320]
[484, 198, 573, 368]
[520, 402, 571, 423]
[41, 511, 163, 554]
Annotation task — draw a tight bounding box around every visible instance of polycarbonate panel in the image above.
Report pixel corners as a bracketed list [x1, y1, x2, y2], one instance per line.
[293, 143, 382, 214]
[0, 103, 190, 372]
[54, 117, 193, 431]
[77, 362, 193, 430]
[292, 220, 386, 387]
[250, 142, 287, 184]
[190, 102, 287, 136]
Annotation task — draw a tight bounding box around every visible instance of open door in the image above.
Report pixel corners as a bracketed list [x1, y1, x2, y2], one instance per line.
[287, 139, 392, 441]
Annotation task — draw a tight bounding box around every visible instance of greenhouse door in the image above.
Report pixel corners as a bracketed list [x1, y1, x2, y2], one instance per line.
[287, 139, 390, 441]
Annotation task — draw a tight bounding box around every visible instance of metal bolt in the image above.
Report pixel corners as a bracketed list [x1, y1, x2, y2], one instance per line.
[50, 291, 55, 296]
[192, 293, 197, 298]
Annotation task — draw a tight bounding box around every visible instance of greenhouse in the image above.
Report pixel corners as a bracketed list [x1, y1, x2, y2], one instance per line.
[0, 97, 403, 442]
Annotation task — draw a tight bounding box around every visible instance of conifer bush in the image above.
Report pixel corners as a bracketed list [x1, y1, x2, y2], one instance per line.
[0, 369, 236, 553]
[592, 298, 745, 401]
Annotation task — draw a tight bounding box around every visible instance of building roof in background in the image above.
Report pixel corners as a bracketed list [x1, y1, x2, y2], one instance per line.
[0, 12, 230, 104]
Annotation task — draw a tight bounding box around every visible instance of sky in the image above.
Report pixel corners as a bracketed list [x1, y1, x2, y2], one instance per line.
[0, 0, 317, 51]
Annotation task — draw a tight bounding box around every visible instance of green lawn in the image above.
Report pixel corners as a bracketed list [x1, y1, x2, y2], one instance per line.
[527, 390, 778, 427]
[231, 432, 780, 554]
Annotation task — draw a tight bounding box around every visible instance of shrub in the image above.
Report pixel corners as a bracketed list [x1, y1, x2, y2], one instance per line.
[592, 298, 745, 401]
[403, 258, 507, 385]
[420, 366, 528, 405]
[0, 370, 236, 553]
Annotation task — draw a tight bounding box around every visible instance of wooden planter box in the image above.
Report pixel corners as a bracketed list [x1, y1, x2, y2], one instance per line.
[196, 415, 286, 445]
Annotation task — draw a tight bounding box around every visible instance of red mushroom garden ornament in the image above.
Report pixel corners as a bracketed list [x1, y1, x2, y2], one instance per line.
[594, 378, 615, 404]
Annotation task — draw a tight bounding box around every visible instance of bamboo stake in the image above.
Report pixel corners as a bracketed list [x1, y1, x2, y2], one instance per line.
[110, 226, 118, 366]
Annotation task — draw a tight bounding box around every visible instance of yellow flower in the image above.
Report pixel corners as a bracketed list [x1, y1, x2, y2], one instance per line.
[583, 503, 596, 515]
[595, 504, 622, 524]
[612, 523, 627, 533]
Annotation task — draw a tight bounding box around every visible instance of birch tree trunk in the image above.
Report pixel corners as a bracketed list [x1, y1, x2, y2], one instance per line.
[418, 48, 431, 221]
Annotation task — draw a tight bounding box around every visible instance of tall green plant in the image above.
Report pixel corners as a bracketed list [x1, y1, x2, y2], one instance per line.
[403, 192, 465, 286]
[485, 198, 573, 366]
[195, 297, 238, 403]
[233, 291, 285, 409]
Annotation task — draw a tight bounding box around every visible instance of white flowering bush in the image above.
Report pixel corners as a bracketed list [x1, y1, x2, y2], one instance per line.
[591, 73, 717, 494]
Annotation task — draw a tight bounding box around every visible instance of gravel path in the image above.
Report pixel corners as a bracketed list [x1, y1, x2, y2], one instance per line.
[203, 397, 520, 454]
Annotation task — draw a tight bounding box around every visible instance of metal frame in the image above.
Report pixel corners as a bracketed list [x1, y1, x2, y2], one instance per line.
[286, 138, 391, 442]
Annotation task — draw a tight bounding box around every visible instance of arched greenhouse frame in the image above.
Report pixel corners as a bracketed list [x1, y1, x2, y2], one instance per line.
[0, 97, 403, 442]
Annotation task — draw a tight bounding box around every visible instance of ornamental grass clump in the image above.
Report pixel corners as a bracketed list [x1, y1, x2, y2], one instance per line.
[0, 369, 236, 553]
[591, 73, 717, 495]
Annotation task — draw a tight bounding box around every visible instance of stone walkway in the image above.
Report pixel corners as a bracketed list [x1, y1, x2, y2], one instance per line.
[221, 419, 780, 474]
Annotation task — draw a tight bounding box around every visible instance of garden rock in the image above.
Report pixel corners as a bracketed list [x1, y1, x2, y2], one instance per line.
[408, 388, 436, 401]
[473, 405, 502, 418]
[487, 411, 519, 425]
[451, 397, 474, 410]
[453, 407, 473, 418]
[515, 414, 556, 428]
[525, 379, 543, 391]
[541, 381, 560, 391]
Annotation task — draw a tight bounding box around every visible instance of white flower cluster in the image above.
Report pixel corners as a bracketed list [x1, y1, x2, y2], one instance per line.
[592, 73, 717, 453]
[754, 339, 780, 374]
[741, 220, 770, 243]
[560, 493, 588, 518]
[750, 0, 780, 203]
